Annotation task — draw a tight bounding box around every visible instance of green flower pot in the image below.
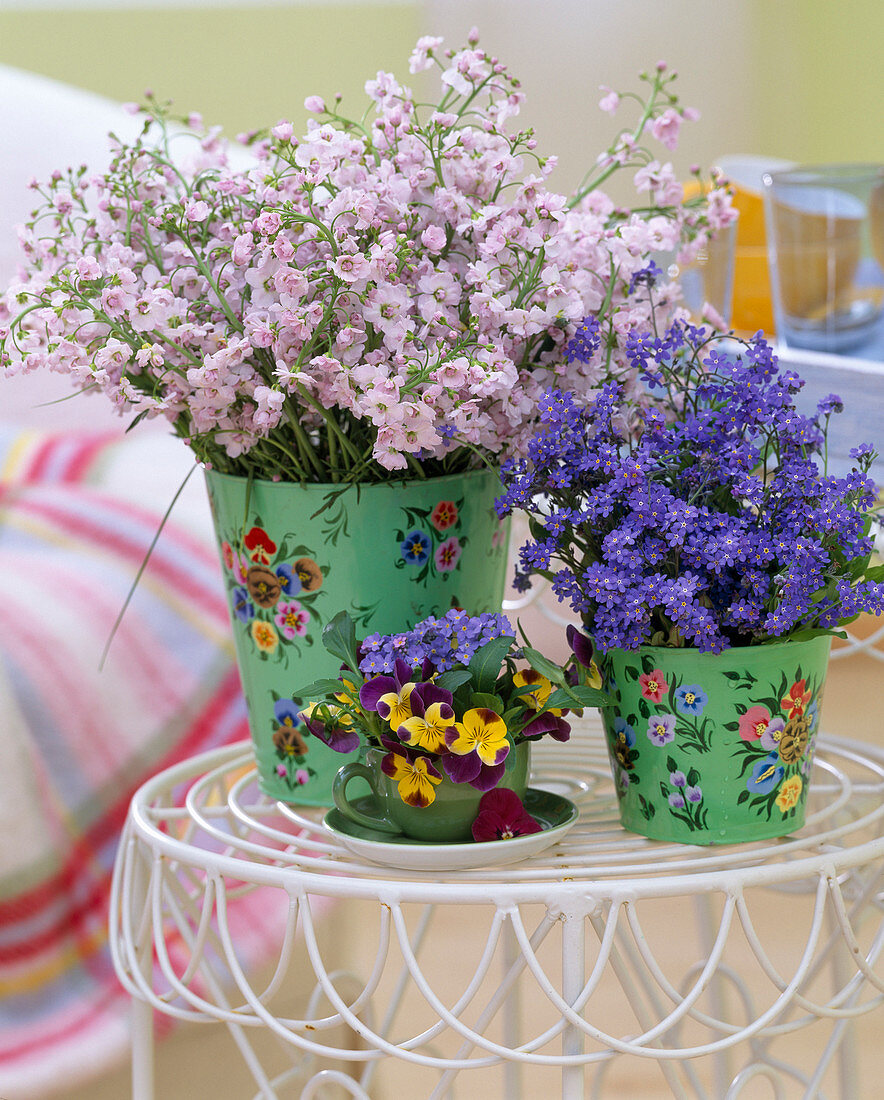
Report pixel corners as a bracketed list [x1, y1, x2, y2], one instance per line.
[333, 743, 530, 842]
[599, 636, 831, 844]
[204, 468, 510, 805]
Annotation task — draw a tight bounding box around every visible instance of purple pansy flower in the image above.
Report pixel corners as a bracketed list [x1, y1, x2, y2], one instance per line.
[471, 788, 543, 842]
[670, 769, 687, 788]
[647, 713, 676, 746]
[685, 785, 703, 802]
[668, 792, 686, 809]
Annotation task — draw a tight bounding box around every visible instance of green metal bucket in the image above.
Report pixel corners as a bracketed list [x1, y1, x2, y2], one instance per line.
[204, 468, 510, 804]
[600, 636, 831, 844]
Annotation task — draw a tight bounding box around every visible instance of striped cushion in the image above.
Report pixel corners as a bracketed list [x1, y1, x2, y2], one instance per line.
[0, 431, 289, 1096]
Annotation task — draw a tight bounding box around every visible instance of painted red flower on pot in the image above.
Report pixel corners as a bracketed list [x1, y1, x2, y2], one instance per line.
[244, 526, 277, 565]
[781, 679, 811, 719]
[430, 500, 459, 532]
[638, 669, 668, 703]
[471, 788, 542, 842]
[739, 704, 772, 742]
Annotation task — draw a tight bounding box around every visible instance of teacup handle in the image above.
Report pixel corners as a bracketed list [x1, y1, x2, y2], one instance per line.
[332, 761, 403, 836]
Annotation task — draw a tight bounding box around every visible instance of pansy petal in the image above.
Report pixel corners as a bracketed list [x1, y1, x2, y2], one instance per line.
[360, 675, 397, 711]
[469, 760, 507, 791]
[521, 713, 571, 741]
[443, 751, 482, 784]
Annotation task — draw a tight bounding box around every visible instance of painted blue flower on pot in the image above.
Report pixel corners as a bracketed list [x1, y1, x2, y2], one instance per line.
[675, 684, 708, 716]
[647, 713, 676, 747]
[232, 585, 255, 623]
[276, 562, 301, 596]
[747, 752, 784, 795]
[401, 530, 431, 565]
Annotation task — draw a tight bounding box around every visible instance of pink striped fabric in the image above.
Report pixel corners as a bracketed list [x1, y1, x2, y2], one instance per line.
[0, 430, 291, 1097]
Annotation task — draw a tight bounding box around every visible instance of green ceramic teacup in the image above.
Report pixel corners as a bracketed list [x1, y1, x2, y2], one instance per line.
[332, 745, 530, 843]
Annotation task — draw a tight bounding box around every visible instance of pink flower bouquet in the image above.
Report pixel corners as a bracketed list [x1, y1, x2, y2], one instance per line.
[1, 33, 734, 484]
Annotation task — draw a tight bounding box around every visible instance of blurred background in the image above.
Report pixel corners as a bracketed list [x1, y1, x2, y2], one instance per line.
[1, 0, 882, 194]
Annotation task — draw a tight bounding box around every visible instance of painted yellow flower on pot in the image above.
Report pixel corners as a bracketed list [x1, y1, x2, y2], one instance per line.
[251, 619, 279, 653]
[775, 774, 803, 813]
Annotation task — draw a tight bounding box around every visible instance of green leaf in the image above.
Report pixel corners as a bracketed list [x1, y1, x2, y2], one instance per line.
[546, 685, 614, 709]
[321, 611, 360, 672]
[470, 691, 505, 713]
[521, 645, 567, 685]
[666, 754, 677, 773]
[687, 767, 700, 787]
[468, 635, 514, 694]
[290, 677, 350, 701]
[435, 669, 472, 692]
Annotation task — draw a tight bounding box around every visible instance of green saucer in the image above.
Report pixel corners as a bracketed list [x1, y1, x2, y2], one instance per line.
[323, 787, 579, 871]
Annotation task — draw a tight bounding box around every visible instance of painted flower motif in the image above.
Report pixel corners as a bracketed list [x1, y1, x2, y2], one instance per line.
[397, 682, 456, 754]
[244, 526, 277, 565]
[275, 599, 310, 639]
[273, 721, 309, 758]
[612, 717, 636, 769]
[778, 712, 811, 764]
[638, 669, 668, 703]
[401, 529, 431, 565]
[295, 769, 310, 785]
[232, 585, 255, 623]
[381, 745, 443, 807]
[781, 678, 811, 719]
[747, 752, 784, 795]
[246, 564, 283, 608]
[293, 557, 323, 592]
[739, 704, 772, 742]
[670, 769, 687, 788]
[471, 788, 542, 842]
[275, 562, 302, 597]
[685, 785, 703, 803]
[430, 500, 459, 532]
[435, 535, 462, 572]
[674, 684, 707, 716]
[775, 774, 803, 813]
[221, 540, 235, 570]
[251, 619, 279, 653]
[646, 713, 676, 747]
[759, 716, 786, 751]
[668, 792, 686, 809]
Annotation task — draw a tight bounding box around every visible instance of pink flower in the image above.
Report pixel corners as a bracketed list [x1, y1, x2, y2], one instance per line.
[739, 705, 772, 742]
[434, 536, 462, 572]
[638, 669, 668, 703]
[598, 87, 620, 114]
[275, 600, 310, 639]
[420, 225, 447, 251]
[650, 108, 684, 151]
[471, 788, 542, 842]
[304, 95, 325, 114]
[184, 199, 210, 222]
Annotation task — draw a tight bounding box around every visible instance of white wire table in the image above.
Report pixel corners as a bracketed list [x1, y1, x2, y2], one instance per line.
[109, 719, 884, 1099]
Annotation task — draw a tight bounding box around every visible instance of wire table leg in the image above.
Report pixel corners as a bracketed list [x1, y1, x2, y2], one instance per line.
[131, 996, 155, 1100]
[561, 911, 586, 1100]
